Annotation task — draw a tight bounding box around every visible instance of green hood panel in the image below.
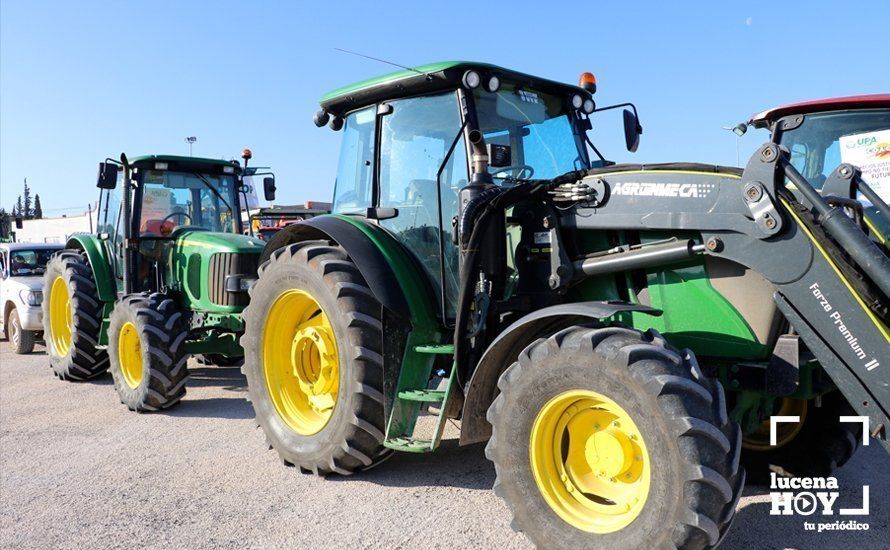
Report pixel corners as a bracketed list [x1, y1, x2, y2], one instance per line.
[168, 230, 263, 313]
[173, 230, 264, 255]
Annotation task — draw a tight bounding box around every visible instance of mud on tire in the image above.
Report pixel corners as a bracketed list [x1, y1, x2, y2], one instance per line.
[241, 240, 389, 475]
[486, 325, 745, 549]
[107, 293, 190, 411]
[42, 250, 108, 380]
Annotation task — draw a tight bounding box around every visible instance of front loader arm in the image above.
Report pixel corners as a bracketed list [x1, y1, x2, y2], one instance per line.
[567, 144, 890, 449]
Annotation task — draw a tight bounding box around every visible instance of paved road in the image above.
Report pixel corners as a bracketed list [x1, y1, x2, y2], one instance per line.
[1, 341, 887, 549]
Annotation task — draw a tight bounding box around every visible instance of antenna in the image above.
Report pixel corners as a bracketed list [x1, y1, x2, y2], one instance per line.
[333, 48, 431, 79]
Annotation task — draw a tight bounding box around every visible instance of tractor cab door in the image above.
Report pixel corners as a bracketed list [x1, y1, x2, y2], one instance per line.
[96, 170, 125, 291]
[375, 92, 468, 319]
[330, 93, 468, 320]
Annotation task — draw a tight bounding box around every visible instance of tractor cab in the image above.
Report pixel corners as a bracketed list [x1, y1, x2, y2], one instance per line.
[748, 94, 890, 239]
[95, 154, 266, 296]
[313, 62, 641, 318]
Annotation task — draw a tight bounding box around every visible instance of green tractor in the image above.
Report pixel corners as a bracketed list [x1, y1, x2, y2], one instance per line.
[241, 62, 890, 548]
[43, 151, 271, 411]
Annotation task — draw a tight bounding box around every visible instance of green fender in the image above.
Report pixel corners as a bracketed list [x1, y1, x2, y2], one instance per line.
[65, 234, 118, 303]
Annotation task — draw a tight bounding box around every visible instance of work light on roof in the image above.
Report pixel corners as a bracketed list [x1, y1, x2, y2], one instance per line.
[582, 98, 595, 114]
[223, 166, 235, 174]
[485, 75, 500, 93]
[571, 94, 584, 110]
[314, 109, 331, 128]
[462, 70, 481, 89]
[155, 162, 168, 170]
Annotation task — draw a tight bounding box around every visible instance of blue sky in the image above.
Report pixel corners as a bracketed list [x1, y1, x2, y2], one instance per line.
[2, 0, 888, 215]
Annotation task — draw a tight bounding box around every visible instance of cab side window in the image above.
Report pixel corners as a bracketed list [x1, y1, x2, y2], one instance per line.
[332, 106, 376, 215]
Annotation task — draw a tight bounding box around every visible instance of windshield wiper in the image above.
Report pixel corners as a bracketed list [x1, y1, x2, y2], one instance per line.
[192, 172, 233, 214]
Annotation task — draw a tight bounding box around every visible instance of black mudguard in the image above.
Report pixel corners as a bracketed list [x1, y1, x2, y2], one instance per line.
[459, 301, 661, 445]
[259, 216, 410, 319]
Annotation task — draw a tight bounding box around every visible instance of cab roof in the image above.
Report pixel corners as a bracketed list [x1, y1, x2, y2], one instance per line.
[319, 61, 589, 115]
[129, 154, 239, 168]
[749, 94, 890, 128]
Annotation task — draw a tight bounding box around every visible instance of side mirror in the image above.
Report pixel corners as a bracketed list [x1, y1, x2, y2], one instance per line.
[97, 162, 118, 189]
[623, 109, 642, 153]
[263, 177, 276, 201]
[14, 217, 23, 229]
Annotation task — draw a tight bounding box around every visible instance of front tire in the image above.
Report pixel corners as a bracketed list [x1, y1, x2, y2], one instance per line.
[107, 293, 189, 412]
[42, 250, 108, 379]
[9, 308, 36, 354]
[241, 241, 388, 475]
[486, 325, 744, 549]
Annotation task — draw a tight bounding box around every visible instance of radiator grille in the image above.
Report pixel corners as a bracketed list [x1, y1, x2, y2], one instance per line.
[207, 253, 260, 307]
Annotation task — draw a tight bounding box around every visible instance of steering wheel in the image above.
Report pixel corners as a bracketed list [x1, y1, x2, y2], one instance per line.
[161, 212, 192, 227]
[491, 164, 535, 180]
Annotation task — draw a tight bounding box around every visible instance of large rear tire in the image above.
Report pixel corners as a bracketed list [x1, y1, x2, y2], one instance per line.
[241, 240, 389, 475]
[42, 250, 108, 380]
[107, 293, 190, 412]
[741, 391, 861, 483]
[486, 325, 744, 549]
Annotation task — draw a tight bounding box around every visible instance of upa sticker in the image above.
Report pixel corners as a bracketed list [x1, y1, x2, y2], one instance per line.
[839, 129, 890, 202]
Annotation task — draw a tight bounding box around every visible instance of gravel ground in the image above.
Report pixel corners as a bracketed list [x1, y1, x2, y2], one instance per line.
[1, 340, 887, 549]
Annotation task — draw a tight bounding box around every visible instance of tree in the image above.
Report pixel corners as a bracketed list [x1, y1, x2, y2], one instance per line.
[0, 208, 9, 238]
[14, 195, 23, 218]
[23, 179, 32, 219]
[33, 194, 43, 219]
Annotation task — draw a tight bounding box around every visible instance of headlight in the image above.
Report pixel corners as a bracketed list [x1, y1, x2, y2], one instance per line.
[19, 289, 42, 306]
[225, 275, 256, 293]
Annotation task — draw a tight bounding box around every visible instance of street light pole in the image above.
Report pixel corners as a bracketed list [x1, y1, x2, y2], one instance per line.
[184, 136, 197, 156]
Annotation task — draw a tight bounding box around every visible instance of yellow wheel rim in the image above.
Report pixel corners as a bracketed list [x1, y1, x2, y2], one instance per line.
[48, 276, 73, 357]
[118, 321, 144, 389]
[530, 390, 650, 534]
[262, 289, 339, 435]
[742, 398, 808, 451]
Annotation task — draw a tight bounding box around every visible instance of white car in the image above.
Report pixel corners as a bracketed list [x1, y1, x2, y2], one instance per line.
[0, 242, 64, 354]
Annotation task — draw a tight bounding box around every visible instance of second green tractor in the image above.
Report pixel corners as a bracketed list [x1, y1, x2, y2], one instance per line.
[43, 151, 272, 411]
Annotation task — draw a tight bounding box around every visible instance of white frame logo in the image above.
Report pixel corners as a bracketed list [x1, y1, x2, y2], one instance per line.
[768, 414, 871, 532]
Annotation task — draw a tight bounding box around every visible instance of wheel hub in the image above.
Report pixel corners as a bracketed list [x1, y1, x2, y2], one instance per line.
[263, 289, 340, 436]
[117, 321, 144, 389]
[584, 427, 635, 480]
[530, 391, 650, 533]
[290, 325, 337, 415]
[48, 276, 73, 357]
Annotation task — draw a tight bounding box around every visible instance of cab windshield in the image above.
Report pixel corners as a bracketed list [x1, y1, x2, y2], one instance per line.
[473, 83, 589, 181]
[778, 109, 890, 200]
[139, 170, 238, 236]
[8, 249, 59, 276]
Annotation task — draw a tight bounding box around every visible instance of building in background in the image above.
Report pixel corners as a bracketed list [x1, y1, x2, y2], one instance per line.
[15, 207, 99, 244]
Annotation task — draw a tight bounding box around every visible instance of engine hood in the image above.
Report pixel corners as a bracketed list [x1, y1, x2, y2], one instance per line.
[5, 276, 44, 292]
[173, 230, 264, 254]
